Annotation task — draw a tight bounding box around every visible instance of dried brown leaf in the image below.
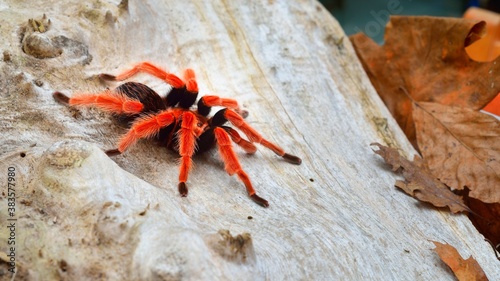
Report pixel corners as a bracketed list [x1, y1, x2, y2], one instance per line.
[466, 197, 500, 250]
[371, 143, 470, 213]
[351, 16, 500, 147]
[432, 241, 489, 281]
[413, 102, 500, 203]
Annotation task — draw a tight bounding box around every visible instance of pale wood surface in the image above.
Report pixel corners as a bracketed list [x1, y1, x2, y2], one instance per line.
[0, 0, 498, 280]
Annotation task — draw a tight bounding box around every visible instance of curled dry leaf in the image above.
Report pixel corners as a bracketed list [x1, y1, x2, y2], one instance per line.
[413, 102, 500, 204]
[371, 143, 470, 213]
[432, 241, 489, 281]
[484, 239, 500, 261]
[351, 16, 500, 147]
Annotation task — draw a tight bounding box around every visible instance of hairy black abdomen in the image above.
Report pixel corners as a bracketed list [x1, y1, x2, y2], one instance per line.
[113, 82, 167, 125]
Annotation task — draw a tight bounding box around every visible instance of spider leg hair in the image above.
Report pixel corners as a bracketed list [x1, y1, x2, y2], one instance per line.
[224, 109, 302, 165]
[197, 95, 248, 117]
[183, 68, 198, 93]
[177, 111, 199, 197]
[100, 62, 185, 89]
[117, 110, 176, 153]
[223, 127, 257, 154]
[214, 127, 269, 207]
[57, 90, 144, 114]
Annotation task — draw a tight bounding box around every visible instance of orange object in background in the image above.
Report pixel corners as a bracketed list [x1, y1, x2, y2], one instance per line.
[482, 93, 500, 116]
[464, 7, 500, 62]
[464, 7, 500, 117]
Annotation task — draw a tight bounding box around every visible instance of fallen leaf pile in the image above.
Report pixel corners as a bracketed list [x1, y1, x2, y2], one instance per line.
[350, 15, 500, 270]
[433, 241, 489, 281]
[350, 16, 500, 148]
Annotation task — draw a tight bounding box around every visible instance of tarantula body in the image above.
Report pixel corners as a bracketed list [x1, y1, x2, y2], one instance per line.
[104, 82, 201, 152]
[53, 62, 301, 207]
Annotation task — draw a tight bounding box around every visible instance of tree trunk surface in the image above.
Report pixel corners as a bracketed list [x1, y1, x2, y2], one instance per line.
[0, 0, 498, 280]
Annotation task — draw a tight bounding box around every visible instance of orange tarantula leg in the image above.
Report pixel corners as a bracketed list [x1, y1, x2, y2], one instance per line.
[214, 127, 269, 207]
[177, 111, 198, 196]
[53, 90, 144, 114]
[183, 68, 198, 93]
[197, 95, 248, 117]
[113, 110, 176, 154]
[100, 62, 185, 88]
[224, 127, 257, 154]
[224, 109, 302, 165]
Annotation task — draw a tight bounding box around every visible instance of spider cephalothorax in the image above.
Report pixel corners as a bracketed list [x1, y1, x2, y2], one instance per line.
[53, 62, 301, 207]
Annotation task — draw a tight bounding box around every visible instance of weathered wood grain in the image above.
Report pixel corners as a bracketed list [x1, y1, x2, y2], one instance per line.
[0, 0, 498, 279]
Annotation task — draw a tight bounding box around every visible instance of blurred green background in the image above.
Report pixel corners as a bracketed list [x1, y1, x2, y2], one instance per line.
[320, 0, 499, 43]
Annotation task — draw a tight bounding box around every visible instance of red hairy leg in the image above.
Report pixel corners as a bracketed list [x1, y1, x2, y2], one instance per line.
[177, 111, 198, 196]
[100, 62, 185, 88]
[199, 95, 248, 117]
[53, 90, 144, 114]
[53, 91, 144, 114]
[214, 127, 269, 207]
[183, 68, 198, 93]
[224, 127, 257, 154]
[224, 109, 302, 164]
[114, 110, 176, 153]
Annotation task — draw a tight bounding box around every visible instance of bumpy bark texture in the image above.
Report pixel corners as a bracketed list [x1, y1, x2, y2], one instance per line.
[0, 0, 498, 280]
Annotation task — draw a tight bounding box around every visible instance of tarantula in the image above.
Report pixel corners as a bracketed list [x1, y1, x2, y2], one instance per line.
[53, 62, 301, 207]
